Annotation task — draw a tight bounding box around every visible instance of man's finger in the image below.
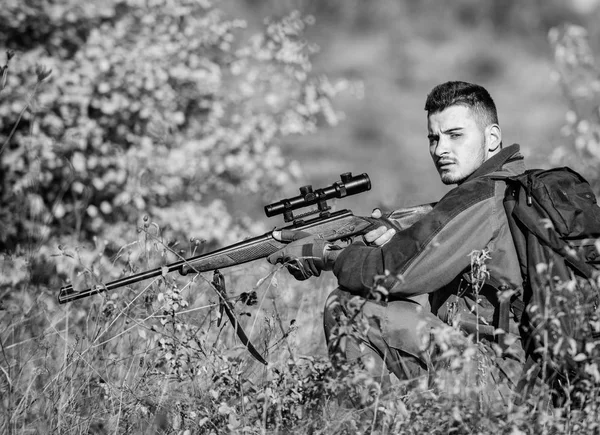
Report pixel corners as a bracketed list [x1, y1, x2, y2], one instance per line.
[371, 208, 382, 219]
[374, 228, 396, 246]
[272, 229, 311, 243]
[364, 226, 388, 243]
[267, 250, 283, 264]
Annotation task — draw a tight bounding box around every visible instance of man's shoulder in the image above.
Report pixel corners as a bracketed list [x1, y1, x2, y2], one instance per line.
[426, 177, 496, 222]
[461, 144, 526, 183]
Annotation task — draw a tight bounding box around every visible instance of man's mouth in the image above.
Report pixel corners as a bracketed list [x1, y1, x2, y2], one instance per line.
[437, 160, 455, 170]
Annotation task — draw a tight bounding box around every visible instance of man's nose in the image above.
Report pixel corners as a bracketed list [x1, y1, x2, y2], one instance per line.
[433, 137, 450, 156]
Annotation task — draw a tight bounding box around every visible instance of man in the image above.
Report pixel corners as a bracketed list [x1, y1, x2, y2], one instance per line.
[268, 81, 526, 394]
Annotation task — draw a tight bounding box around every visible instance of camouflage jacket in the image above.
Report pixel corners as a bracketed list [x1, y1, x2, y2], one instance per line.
[333, 144, 526, 339]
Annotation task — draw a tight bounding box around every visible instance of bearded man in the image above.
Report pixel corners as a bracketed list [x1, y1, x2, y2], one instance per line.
[268, 81, 526, 396]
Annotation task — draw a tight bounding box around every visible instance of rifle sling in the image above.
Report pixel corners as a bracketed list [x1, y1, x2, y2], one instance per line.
[212, 271, 268, 366]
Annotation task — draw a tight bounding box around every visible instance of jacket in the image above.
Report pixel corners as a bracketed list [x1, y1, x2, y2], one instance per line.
[333, 144, 526, 338]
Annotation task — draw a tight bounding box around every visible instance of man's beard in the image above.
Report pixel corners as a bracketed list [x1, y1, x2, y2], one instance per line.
[440, 172, 466, 185]
[436, 160, 466, 185]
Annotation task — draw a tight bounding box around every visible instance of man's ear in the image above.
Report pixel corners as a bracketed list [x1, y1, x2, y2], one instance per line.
[486, 124, 502, 153]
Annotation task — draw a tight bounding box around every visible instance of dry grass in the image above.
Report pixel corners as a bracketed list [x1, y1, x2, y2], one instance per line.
[2, 239, 600, 434]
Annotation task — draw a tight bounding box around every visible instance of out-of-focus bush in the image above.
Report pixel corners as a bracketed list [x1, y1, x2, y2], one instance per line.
[548, 24, 600, 194]
[0, 0, 347, 264]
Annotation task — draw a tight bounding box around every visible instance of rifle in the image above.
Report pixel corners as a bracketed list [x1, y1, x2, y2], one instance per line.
[57, 172, 433, 363]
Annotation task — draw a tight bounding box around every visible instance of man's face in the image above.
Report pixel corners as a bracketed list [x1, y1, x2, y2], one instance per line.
[427, 105, 488, 185]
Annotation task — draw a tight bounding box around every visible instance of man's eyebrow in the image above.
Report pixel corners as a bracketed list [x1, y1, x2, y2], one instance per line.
[442, 127, 463, 134]
[427, 127, 463, 139]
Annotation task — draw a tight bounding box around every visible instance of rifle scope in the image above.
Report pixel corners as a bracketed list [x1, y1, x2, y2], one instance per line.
[264, 172, 371, 219]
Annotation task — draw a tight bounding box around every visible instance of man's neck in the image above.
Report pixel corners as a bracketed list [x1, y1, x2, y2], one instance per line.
[460, 144, 522, 183]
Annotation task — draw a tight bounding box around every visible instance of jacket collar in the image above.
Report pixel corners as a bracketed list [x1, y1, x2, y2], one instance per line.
[461, 143, 524, 184]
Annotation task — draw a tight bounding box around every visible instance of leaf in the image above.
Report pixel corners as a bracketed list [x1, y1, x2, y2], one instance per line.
[228, 413, 241, 430]
[451, 406, 462, 423]
[218, 403, 231, 415]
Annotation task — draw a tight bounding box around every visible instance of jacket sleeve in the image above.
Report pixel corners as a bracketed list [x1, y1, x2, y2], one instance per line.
[332, 180, 499, 297]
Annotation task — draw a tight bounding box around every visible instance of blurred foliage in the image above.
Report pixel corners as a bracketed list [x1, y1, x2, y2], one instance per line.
[241, 0, 595, 39]
[0, 0, 347, 263]
[549, 24, 600, 195]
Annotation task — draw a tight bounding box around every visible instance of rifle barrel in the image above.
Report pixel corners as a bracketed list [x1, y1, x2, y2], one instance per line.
[57, 231, 282, 304]
[57, 209, 363, 304]
[58, 260, 187, 303]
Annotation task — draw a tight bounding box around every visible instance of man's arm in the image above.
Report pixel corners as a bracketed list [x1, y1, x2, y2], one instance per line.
[333, 180, 498, 297]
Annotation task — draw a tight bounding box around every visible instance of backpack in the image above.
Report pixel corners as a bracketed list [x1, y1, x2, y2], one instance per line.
[497, 167, 600, 398]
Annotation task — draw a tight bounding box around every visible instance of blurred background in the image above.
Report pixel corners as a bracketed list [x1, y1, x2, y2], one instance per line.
[230, 0, 600, 211]
[2, 0, 600, 252]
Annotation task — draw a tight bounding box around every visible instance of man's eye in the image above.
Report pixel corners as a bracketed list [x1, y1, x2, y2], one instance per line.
[450, 133, 461, 139]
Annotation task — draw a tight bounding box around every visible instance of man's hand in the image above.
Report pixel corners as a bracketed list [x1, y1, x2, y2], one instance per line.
[268, 230, 339, 281]
[363, 208, 396, 246]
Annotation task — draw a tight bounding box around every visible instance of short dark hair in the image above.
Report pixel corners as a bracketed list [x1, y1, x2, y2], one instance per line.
[424, 81, 499, 128]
